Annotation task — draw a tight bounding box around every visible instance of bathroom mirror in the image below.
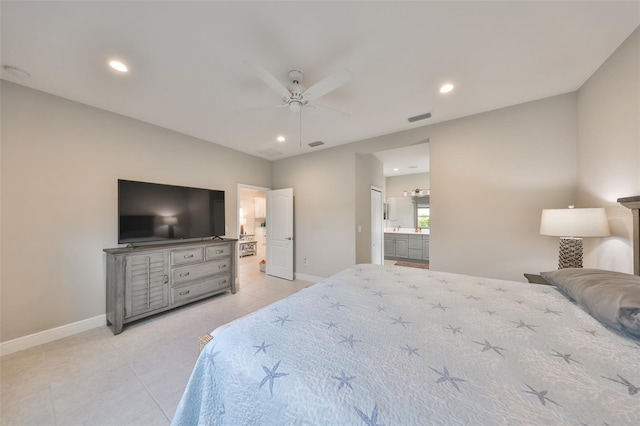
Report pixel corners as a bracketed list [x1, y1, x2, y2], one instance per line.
[385, 195, 430, 228]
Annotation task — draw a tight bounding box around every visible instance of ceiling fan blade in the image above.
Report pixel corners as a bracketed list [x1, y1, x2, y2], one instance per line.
[302, 68, 351, 101]
[244, 60, 292, 101]
[305, 103, 351, 119]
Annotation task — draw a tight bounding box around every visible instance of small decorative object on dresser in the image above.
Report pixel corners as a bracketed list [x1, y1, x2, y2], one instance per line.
[104, 239, 237, 335]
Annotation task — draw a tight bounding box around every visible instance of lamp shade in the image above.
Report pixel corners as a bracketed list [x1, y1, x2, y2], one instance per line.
[163, 216, 178, 225]
[540, 208, 610, 238]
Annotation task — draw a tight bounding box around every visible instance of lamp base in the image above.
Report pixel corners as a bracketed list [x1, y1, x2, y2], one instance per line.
[558, 237, 583, 269]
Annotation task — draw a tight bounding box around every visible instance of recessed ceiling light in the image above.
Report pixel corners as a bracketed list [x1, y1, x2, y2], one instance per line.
[440, 83, 454, 94]
[3, 65, 30, 79]
[393, 168, 399, 172]
[108, 60, 128, 73]
[276, 135, 286, 143]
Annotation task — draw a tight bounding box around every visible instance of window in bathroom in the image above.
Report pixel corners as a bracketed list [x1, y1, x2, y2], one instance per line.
[417, 207, 430, 228]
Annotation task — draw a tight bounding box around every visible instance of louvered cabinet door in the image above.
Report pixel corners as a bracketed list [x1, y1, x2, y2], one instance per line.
[124, 252, 169, 319]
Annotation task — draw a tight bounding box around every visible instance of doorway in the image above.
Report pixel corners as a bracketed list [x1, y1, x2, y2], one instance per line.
[237, 185, 269, 279]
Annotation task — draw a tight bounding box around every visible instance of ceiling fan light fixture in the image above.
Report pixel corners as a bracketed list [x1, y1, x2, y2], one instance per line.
[289, 101, 301, 112]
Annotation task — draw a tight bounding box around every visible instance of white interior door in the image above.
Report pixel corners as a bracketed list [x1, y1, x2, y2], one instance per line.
[371, 187, 383, 265]
[266, 188, 294, 280]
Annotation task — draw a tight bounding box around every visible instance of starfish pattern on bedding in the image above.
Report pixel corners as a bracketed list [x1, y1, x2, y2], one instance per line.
[401, 344, 419, 356]
[446, 325, 463, 335]
[408, 284, 419, 289]
[602, 374, 639, 395]
[417, 295, 425, 300]
[429, 366, 467, 391]
[324, 321, 339, 329]
[205, 345, 220, 366]
[512, 319, 538, 332]
[376, 305, 386, 312]
[321, 294, 330, 299]
[259, 361, 289, 397]
[273, 315, 293, 326]
[354, 404, 384, 426]
[372, 290, 387, 297]
[338, 334, 362, 350]
[515, 300, 525, 304]
[390, 316, 411, 328]
[522, 384, 560, 406]
[253, 341, 272, 355]
[332, 370, 356, 391]
[329, 301, 346, 310]
[473, 339, 506, 357]
[541, 307, 562, 315]
[484, 310, 498, 316]
[583, 329, 598, 337]
[495, 287, 508, 292]
[550, 350, 580, 365]
[466, 295, 481, 301]
[431, 303, 449, 311]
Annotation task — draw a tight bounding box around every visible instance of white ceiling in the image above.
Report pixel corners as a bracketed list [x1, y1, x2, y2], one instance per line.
[374, 143, 430, 177]
[1, 1, 638, 164]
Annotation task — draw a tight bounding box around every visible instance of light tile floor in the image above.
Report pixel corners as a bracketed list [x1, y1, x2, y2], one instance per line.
[0, 255, 313, 425]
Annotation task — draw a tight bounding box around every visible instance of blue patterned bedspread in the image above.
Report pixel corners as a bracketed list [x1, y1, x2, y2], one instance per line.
[173, 265, 640, 425]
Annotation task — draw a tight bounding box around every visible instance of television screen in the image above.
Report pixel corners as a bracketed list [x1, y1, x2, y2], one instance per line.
[118, 179, 225, 244]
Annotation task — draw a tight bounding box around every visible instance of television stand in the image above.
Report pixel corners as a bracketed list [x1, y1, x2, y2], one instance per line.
[104, 239, 237, 334]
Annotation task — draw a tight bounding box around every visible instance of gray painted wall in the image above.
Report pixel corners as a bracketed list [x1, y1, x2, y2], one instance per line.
[1, 82, 272, 342]
[577, 26, 640, 272]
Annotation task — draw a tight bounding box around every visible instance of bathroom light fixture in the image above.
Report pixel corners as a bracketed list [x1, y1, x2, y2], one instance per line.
[276, 135, 286, 142]
[540, 206, 610, 269]
[404, 189, 429, 197]
[109, 60, 128, 73]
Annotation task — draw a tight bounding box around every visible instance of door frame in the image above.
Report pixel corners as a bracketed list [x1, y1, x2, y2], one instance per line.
[236, 184, 271, 284]
[371, 186, 384, 265]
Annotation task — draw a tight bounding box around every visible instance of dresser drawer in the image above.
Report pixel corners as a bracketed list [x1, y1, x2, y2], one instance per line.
[172, 258, 230, 285]
[172, 274, 231, 303]
[205, 244, 232, 260]
[171, 247, 204, 266]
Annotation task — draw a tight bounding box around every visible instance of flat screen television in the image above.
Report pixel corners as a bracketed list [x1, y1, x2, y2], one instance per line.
[118, 179, 225, 244]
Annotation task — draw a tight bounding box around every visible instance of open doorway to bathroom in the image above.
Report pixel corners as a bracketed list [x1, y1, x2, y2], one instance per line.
[237, 185, 269, 281]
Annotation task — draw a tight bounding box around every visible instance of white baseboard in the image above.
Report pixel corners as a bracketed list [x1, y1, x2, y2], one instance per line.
[0, 314, 106, 357]
[294, 272, 325, 283]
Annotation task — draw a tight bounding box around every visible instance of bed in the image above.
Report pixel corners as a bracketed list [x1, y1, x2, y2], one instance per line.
[173, 264, 640, 425]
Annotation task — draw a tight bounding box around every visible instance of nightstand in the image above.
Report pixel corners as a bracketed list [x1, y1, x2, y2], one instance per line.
[523, 273, 553, 286]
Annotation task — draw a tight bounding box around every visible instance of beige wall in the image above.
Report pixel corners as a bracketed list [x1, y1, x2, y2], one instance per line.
[271, 145, 357, 278]
[273, 93, 577, 282]
[577, 26, 640, 273]
[1, 82, 272, 342]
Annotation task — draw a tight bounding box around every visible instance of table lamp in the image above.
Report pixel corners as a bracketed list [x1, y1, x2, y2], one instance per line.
[540, 207, 610, 269]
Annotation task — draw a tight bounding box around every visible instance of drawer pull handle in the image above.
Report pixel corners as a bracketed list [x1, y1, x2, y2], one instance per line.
[218, 280, 227, 285]
[180, 272, 190, 277]
[216, 249, 224, 254]
[218, 264, 227, 269]
[179, 290, 190, 296]
[184, 254, 194, 259]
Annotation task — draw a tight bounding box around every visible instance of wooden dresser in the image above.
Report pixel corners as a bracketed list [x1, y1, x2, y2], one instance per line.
[104, 239, 237, 334]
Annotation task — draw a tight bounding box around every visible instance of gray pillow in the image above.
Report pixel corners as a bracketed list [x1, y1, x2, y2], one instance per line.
[541, 268, 640, 338]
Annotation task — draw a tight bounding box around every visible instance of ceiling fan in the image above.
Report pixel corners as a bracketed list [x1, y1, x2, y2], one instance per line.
[245, 61, 352, 145]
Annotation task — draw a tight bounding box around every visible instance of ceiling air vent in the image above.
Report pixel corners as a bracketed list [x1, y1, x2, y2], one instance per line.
[308, 141, 324, 148]
[407, 112, 432, 123]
